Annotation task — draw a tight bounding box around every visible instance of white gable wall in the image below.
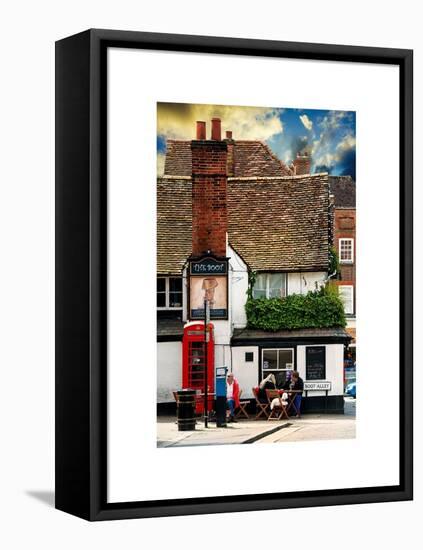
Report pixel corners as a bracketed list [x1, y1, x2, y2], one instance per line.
[288, 272, 327, 295]
[228, 244, 249, 329]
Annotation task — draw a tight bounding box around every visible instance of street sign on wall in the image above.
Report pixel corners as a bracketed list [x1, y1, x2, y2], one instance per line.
[304, 381, 331, 391]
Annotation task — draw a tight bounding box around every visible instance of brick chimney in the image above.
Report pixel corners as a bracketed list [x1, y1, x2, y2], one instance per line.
[196, 121, 206, 140]
[224, 130, 235, 177]
[191, 119, 228, 257]
[293, 151, 311, 175]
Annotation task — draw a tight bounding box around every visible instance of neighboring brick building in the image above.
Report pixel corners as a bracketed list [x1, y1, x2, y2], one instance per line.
[329, 176, 356, 377]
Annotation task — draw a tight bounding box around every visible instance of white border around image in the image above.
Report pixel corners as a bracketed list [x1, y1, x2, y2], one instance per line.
[107, 47, 399, 503]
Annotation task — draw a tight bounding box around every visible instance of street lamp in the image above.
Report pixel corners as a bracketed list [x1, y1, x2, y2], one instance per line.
[204, 298, 210, 428]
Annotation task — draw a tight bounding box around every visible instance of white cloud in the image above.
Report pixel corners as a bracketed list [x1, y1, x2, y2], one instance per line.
[299, 114, 313, 131]
[336, 134, 356, 152]
[314, 132, 356, 169]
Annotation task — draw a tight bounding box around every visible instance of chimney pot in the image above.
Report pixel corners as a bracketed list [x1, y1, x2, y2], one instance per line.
[211, 118, 221, 141]
[225, 130, 233, 140]
[196, 121, 206, 140]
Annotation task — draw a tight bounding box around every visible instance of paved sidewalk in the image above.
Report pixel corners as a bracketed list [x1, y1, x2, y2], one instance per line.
[258, 414, 355, 443]
[157, 417, 290, 448]
[157, 408, 356, 447]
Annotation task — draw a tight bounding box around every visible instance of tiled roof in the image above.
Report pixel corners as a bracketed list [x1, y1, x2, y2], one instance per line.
[329, 176, 356, 208]
[164, 140, 293, 177]
[227, 175, 329, 271]
[232, 141, 293, 177]
[157, 174, 329, 273]
[163, 141, 192, 177]
[157, 177, 192, 274]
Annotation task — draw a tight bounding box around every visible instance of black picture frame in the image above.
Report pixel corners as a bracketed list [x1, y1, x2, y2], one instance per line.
[55, 28, 413, 521]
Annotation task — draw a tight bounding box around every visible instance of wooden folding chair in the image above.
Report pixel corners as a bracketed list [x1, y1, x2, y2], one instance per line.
[266, 389, 289, 421]
[253, 387, 270, 420]
[286, 390, 301, 417]
[235, 390, 250, 419]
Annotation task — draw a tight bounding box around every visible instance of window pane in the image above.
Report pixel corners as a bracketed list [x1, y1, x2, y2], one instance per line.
[252, 288, 266, 299]
[262, 350, 278, 370]
[157, 293, 166, 307]
[169, 277, 182, 292]
[278, 349, 293, 369]
[268, 273, 286, 298]
[252, 274, 266, 298]
[254, 273, 266, 290]
[339, 286, 353, 314]
[169, 292, 182, 307]
[157, 278, 166, 292]
[340, 240, 353, 262]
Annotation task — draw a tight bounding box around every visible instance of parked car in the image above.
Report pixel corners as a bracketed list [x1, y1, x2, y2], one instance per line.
[345, 381, 356, 398]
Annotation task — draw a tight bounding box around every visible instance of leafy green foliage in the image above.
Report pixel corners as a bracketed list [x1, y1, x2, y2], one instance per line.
[246, 270, 257, 300]
[329, 246, 340, 276]
[245, 284, 346, 331]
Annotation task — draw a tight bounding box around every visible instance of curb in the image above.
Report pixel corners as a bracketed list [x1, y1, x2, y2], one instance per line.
[242, 422, 292, 444]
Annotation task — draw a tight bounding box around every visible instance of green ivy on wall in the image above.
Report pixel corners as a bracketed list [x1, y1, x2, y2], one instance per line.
[245, 284, 346, 332]
[329, 246, 340, 277]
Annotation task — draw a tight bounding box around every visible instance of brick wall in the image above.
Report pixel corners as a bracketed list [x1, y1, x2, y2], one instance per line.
[293, 153, 311, 175]
[191, 139, 228, 257]
[333, 207, 356, 313]
[225, 139, 234, 177]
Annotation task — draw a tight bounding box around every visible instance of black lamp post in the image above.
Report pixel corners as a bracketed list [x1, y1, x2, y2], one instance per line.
[204, 298, 210, 428]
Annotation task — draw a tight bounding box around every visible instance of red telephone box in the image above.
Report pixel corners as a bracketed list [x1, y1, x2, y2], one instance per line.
[182, 321, 215, 414]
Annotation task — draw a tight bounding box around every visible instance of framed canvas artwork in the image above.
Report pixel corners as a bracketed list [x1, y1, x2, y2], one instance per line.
[55, 29, 413, 520]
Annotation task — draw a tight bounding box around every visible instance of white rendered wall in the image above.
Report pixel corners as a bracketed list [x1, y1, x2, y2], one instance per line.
[231, 346, 259, 398]
[288, 272, 327, 295]
[228, 245, 249, 328]
[157, 342, 182, 403]
[297, 344, 344, 396]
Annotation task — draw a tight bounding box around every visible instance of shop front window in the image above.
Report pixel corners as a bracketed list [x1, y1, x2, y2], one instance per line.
[262, 348, 294, 387]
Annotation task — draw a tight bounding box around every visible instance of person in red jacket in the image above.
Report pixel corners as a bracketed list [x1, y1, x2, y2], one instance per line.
[226, 373, 240, 423]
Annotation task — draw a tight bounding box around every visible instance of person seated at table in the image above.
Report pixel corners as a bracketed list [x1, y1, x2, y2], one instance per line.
[226, 373, 240, 423]
[289, 371, 304, 417]
[281, 370, 293, 390]
[257, 373, 276, 402]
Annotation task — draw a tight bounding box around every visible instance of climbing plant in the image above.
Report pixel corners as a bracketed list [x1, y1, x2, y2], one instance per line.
[245, 284, 346, 332]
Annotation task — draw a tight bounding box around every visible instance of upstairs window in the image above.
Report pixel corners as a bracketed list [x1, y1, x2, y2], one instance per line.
[253, 273, 287, 299]
[157, 277, 183, 309]
[339, 238, 354, 263]
[338, 285, 354, 315]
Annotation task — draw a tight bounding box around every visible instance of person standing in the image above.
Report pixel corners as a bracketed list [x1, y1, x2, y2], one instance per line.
[226, 373, 240, 422]
[290, 371, 304, 417]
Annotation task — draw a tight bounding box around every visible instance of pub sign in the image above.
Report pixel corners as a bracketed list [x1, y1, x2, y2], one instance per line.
[189, 257, 228, 320]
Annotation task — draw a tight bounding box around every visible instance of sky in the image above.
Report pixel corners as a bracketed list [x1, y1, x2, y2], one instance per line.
[157, 102, 356, 180]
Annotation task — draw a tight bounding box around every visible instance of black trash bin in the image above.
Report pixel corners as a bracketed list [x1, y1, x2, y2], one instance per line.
[176, 389, 196, 431]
